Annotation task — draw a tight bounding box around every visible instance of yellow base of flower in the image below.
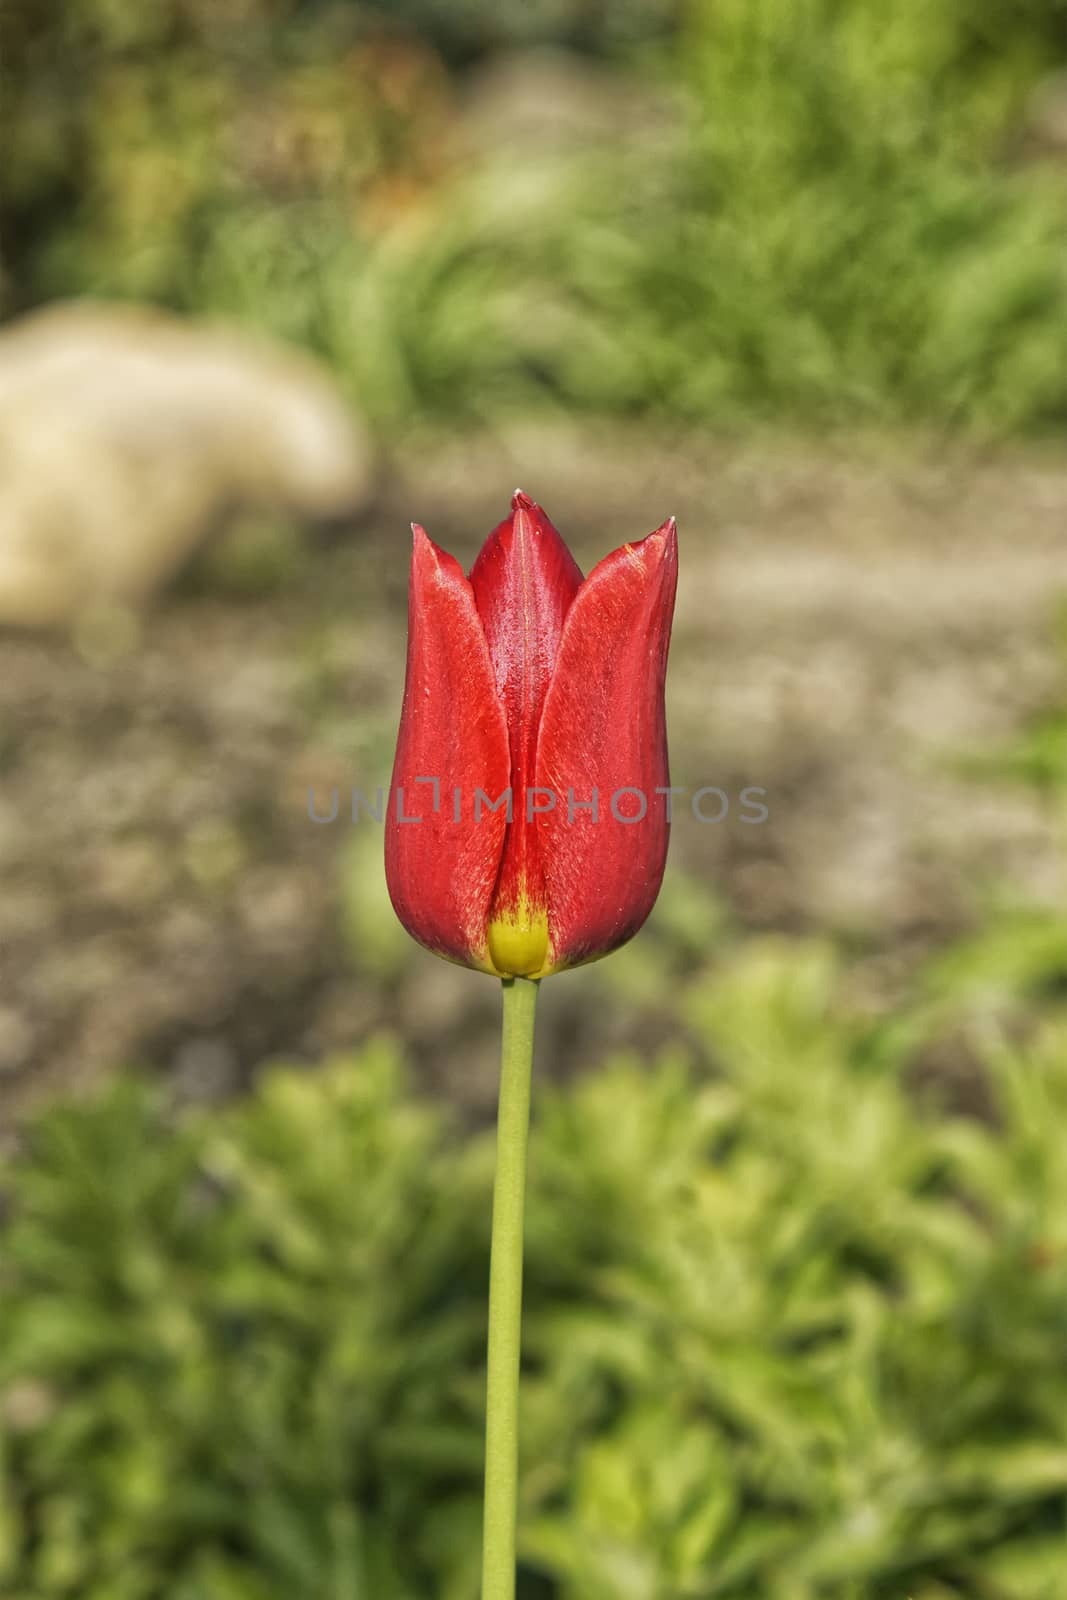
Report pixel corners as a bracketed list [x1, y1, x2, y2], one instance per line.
[488, 903, 550, 979]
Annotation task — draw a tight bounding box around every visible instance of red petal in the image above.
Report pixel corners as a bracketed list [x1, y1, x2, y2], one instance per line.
[534, 517, 678, 971]
[469, 491, 583, 926]
[385, 525, 510, 970]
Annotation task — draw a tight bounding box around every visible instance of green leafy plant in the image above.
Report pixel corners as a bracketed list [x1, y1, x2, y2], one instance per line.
[3, 933, 1067, 1597]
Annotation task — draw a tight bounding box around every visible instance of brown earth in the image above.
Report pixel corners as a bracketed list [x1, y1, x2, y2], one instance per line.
[1, 427, 1064, 1129]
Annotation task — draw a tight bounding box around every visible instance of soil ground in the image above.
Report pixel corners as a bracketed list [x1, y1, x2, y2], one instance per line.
[1, 427, 1065, 1129]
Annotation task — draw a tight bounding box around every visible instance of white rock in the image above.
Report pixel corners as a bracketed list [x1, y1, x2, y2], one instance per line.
[0, 301, 374, 626]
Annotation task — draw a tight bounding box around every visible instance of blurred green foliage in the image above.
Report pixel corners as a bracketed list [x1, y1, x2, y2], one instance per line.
[3, 0, 1065, 434]
[3, 935, 1067, 1598]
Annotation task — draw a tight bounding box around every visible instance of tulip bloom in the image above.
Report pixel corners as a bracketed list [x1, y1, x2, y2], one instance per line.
[385, 491, 677, 980]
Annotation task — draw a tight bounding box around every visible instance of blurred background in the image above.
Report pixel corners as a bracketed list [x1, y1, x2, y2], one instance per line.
[1, 1, 1067, 1596]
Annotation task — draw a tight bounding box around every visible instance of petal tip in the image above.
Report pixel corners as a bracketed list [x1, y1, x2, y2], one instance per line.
[410, 522, 459, 579]
[629, 515, 678, 562]
[511, 488, 535, 512]
[411, 522, 437, 562]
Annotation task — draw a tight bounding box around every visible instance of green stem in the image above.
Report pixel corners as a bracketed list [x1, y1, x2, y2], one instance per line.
[481, 975, 539, 1600]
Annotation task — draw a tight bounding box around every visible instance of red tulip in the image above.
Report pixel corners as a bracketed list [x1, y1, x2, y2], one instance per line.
[385, 491, 677, 978]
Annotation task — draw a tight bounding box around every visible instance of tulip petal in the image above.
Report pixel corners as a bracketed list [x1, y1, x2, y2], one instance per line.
[385, 525, 510, 971]
[470, 491, 583, 968]
[534, 518, 678, 972]
[469, 491, 584, 731]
